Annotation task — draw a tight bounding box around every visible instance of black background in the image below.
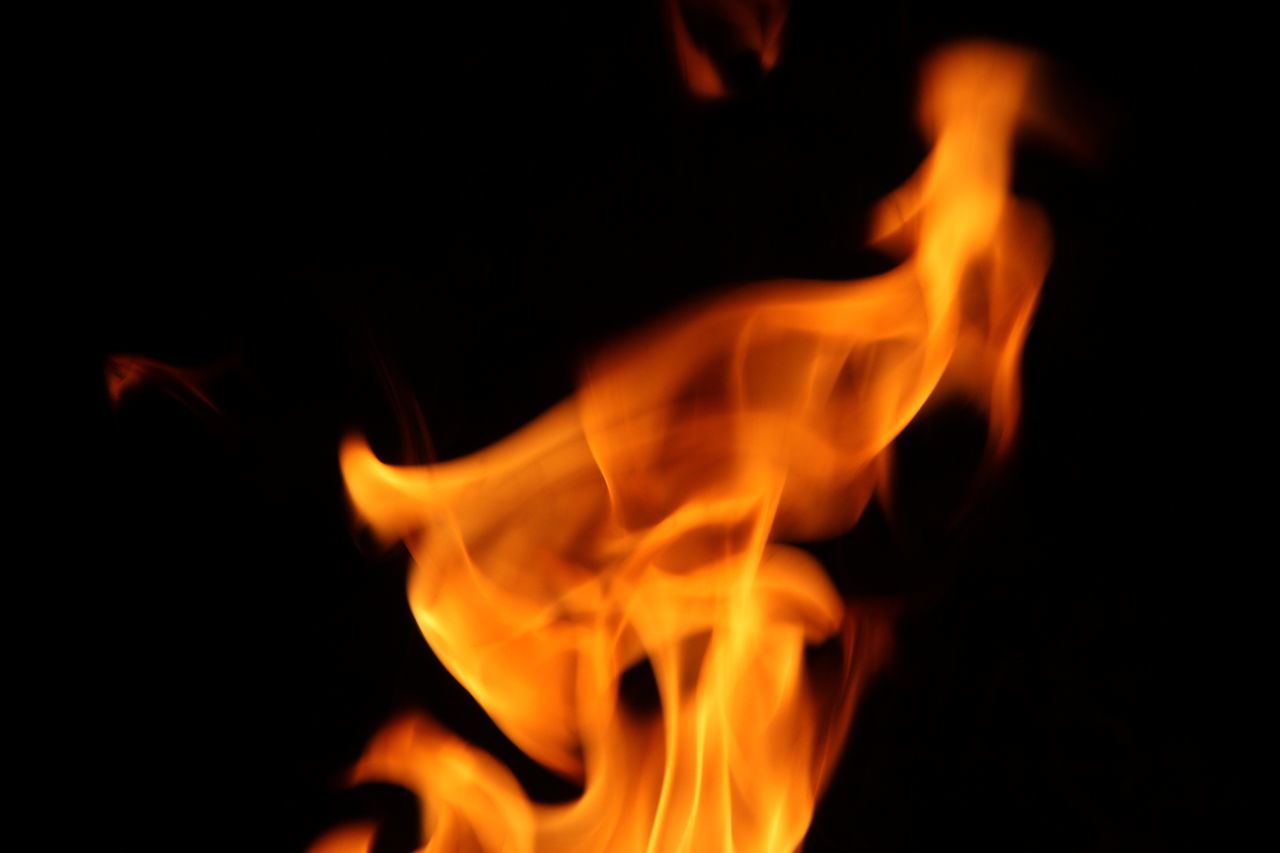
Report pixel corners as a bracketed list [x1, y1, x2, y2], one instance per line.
[75, 2, 1234, 851]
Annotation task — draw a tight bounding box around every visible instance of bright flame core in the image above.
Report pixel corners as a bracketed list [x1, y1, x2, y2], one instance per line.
[318, 42, 1052, 853]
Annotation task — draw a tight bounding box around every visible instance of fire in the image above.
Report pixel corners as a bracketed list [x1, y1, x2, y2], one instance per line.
[314, 41, 1053, 853]
[666, 0, 791, 97]
[105, 354, 220, 413]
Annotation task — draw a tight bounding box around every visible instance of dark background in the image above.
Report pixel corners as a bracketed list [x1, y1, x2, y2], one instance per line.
[76, 2, 1232, 851]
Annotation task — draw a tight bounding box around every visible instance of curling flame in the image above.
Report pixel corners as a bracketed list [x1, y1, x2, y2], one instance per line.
[321, 42, 1052, 853]
[105, 354, 220, 413]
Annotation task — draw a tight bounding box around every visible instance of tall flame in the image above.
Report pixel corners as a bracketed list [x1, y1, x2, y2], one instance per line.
[316, 42, 1052, 853]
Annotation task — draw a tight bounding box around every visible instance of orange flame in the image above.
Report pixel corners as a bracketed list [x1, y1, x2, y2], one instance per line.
[319, 42, 1053, 853]
[105, 354, 222, 414]
[307, 822, 377, 853]
[666, 0, 791, 97]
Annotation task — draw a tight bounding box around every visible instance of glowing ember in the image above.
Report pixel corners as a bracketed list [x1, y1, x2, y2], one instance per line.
[314, 41, 1054, 853]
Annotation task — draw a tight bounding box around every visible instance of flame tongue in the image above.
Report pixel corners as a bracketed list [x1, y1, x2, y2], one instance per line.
[667, 0, 792, 97]
[322, 41, 1051, 853]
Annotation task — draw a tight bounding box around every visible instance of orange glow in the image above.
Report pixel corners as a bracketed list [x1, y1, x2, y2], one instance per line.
[105, 354, 220, 413]
[306, 822, 377, 853]
[316, 42, 1053, 853]
[666, 0, 790, 97]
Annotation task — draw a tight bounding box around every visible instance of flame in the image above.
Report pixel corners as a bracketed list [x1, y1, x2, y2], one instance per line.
[666, 0, 791, 97]
[308, 823, 377, 853]
[105, 354, 221, 413]
[319, 42, 1053, 853]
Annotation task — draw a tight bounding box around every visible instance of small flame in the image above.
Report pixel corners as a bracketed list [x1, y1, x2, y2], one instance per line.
[319, 41, 1054, 853]
[666, 0, 791, 97]
[105, 354, 222, 414]
[307, 822, 377, 853]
